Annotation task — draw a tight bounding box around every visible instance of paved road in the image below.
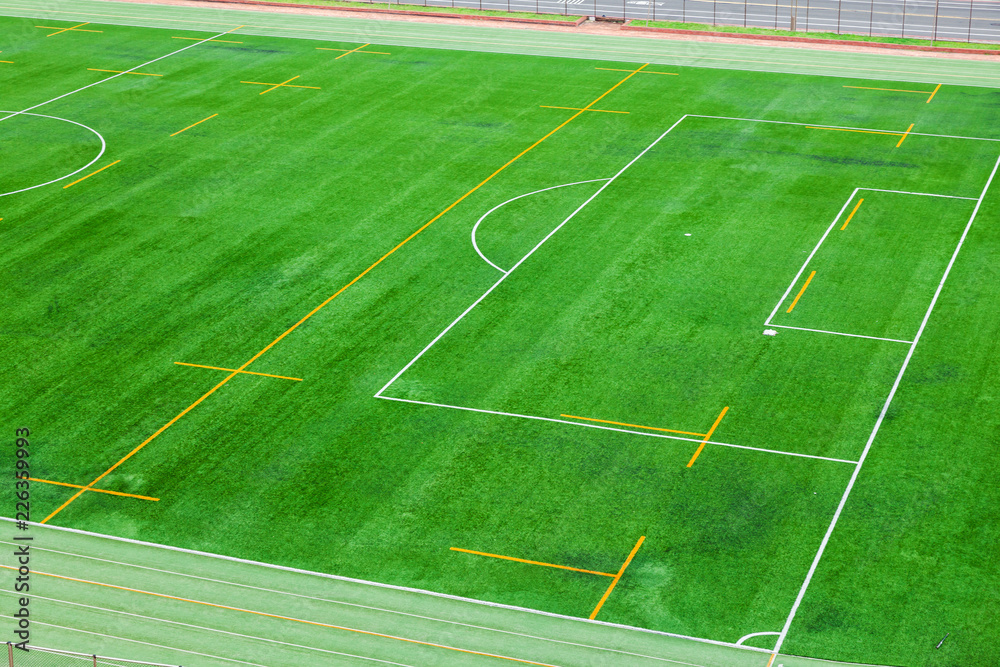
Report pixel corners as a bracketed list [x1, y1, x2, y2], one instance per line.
[402, 0, 1000, 43]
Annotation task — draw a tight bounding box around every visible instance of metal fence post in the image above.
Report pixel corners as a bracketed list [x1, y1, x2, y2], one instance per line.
[743, 0, 747, 26]
[8, 642, 13, 667]
[805, 0, 810, 32]
[836, 0, 842, 33]
[713, 0, 717, 25]
[931, 0, 940, 41]
[868, 0, 874, 35]
[773, 0, 778, 28]
[967, 0, 973, 41]
[901, 0, 907, 36]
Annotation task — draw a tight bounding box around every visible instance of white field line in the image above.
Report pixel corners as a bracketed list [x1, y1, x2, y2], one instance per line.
[375, 115, 689, 398]
[0, 518, 771, 657]
[471, 179, 610, 274]
[11, 572, 560, 667]
[0, 542, 700, 667]
[771, 152, 1000, 657]
[859, 187, 978, 200]
[0, 26, 240, 124]
[767, 324, 913, 344]
[687, 114, 1000, 143]
[377, 396, 858, 465]
[0, 111, 106, 197]
[4, 617, 268, 666]
[15, 594, 415, 667]
[765, 188, 860, 326]
[735, 631, 779, 647]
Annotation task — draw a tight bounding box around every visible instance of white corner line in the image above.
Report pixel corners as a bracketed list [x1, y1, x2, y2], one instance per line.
[374, 114, 689, 398]
[764, 188, 860, 325]
[767, 324, 913, 345]
[687, 114, 1000, 143]
[471, 178, 610, 274]
[736, 631, 780, 647]
[0, 26, 240, 124]
[0, 517, 767, 657]
[376, 396, 857, 465]
[771, 152, 1000, 657]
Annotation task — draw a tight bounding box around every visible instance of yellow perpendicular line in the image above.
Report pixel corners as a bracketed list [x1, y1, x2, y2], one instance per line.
[786, 270, 816, 314]
[685, 406, 729, 468]
[28, 478, 158, 501]
[766, 654, 777, 667]
[0, 567, 557, 667]
[241, 75, 320, 95]
[316, 47, 390, 55]
[88, 68, 162, 77]
[39, 65, 650, 525]
[174, 361, 302, 382]
[540, 105, 629, 114]
[172, 36, 243, 43]
[335, 42, 371, 60]
[841, 198, 864, 230]
[926, 83, 942, 103]
[596, 67, 678, 75]
[896, 123, 915, 147]
[37, 23, 103, 36]
[170, 113, 218, 137]
[450, 547, 616, 577]
[62, 160, 120, 189]
[560, 414, 706, 436]
[589, 536, 645, 619]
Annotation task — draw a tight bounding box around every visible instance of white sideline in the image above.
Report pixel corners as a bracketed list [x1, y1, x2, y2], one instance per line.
[375, 115, 689, 398]
[735, 631, 780, 647]
[859, 187, 977, 201]
[687, 114, 1000, 143]
[5, 616, 268, 666]
[377, 395, 858, 465]
[0, 111, 106, 198]
[771, 152, 1000, 657]
[767, 324, 913, 344]
[0, 27, 240, 125]
[471, 178, 610, 274]
[0, 518, 773, 656]
[0, 541, 702, 666]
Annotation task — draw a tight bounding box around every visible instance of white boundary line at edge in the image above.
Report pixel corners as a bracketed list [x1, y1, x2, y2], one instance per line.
[0, 517, 773, 656]
[770, 151, 1000, 657]
[377, 396, 858, 465]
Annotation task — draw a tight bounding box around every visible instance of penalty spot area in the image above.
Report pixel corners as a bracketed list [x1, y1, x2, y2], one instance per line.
[763, 329, 778, 336]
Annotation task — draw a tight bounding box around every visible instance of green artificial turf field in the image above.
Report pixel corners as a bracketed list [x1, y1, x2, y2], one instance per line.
[2, 4, 999, 666]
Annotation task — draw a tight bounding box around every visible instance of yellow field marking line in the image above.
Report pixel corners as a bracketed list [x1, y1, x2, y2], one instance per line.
[685, 406, 729, 468]
[595, 67, 678, 75]
[843, 84, 942, 106]
[28, 478, 158, 502]
[240, 75, 320, 95]
[87, 68, 162, 77]
[316, 47, 390, 55]
[589, 536, 645, 619]
[40, 65, 649, 525]
[450, 547, 616, 577]
[174, 361, 302, 382]
[785, 270, 816, 314]
[170, 113, 218, 137]
[896, 123, 915, 147]
[766, 654, 777, 667]
[560, 414, 706, 436]
[62, 160, 120, 190]
[172, 36, 243, 43]
[840, 198, 864, 230]
[0, 60, 11, 64]
[36, 22, 102, 37]
[0, 567, 557, 667]
[540, 105, 629, 114]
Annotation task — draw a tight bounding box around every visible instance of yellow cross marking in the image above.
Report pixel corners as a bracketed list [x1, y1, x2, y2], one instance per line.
[36, 23, 103, 37]
[240, 75, 320, 95]
[317, 46, 390, 56]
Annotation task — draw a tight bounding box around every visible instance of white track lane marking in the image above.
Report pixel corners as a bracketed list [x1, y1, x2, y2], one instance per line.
[0, 541, 703, 666]
[0, 26, 240, 124]
[771, 152, 1000, 656]
[12, 595, 415, 667]
[0, 111, 105, 197]
[471, 179, 610, 273]
[767, 324, 913, 344]
[3, 616, 268, 666]
[377, 396, 858, 464]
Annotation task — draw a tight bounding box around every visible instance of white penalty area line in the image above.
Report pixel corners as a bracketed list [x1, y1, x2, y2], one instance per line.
[377, 396, 858, 465]
[0, 25, 243, 124]
[771, 152, 1000, 657]
[767, 324, 913, 345]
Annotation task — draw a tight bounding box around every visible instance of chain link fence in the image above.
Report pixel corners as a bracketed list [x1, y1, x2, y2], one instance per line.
[5, 645, 180, 667]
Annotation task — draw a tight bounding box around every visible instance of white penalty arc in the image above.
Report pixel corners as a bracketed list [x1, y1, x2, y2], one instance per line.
[471, 178, 610, 273]
[0, 110, 107, 198]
